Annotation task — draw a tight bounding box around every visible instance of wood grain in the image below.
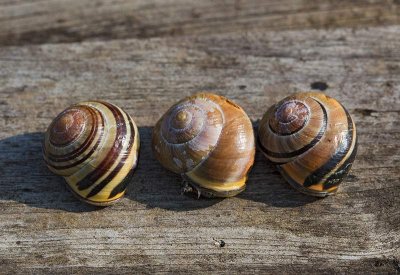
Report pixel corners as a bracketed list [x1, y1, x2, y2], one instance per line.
[1, 0, 400, 46]
[0, 25, 399, 273]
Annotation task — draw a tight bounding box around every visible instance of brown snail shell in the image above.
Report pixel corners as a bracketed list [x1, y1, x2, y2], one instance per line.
[152, 92, 255, 198]
[258, 92, 357, 197]
[43, 101, 140, 206]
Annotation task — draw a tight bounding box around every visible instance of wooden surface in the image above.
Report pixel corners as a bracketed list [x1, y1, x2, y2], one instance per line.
[1, 0, 400, 46]
[1, 1, 400, 274]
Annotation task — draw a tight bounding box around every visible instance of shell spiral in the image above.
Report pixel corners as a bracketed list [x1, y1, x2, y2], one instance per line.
[258, 92, 357, 197]
[152, 93, 255, 198]
[43, 101, 140, 205]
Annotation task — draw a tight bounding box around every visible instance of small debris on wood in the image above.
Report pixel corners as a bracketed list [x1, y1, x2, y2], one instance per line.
[213, 238, 226, 248]
[310, 81, 329, 91]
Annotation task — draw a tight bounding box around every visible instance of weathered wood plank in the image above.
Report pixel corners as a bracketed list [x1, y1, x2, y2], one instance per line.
[1, 0, 400, 46]
[0, 26, 399, 273]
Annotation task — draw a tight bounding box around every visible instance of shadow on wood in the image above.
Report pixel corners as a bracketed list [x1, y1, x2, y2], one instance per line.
[0, 129, 322, 213]
[0, 132, 100, 212]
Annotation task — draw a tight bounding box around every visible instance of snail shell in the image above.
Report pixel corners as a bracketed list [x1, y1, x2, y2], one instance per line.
[152, 93, 255, 198]
[43, 101, 140, 206]
[258, 92, 357, 197]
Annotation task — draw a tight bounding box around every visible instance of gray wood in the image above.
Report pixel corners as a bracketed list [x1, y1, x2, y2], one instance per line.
[1, 0, 400, 46]
[0, 25, 399, 273]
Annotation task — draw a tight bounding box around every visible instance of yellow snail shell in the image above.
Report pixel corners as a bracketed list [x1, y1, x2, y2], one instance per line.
[152, 93, 255, 198]
[43, 101, 140, 206]
[258, 92, 357, 197]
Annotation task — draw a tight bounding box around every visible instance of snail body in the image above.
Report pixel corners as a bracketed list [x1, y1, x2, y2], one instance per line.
[152, 93, 255, 198]
[43, 101, 140, 206]
[258, 92, 357, 197]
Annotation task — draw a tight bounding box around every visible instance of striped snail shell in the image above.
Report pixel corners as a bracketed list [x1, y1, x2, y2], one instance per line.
[152, 93, 255, 198]
[43, 101, 140, 206]
[258, 92, 357, 197]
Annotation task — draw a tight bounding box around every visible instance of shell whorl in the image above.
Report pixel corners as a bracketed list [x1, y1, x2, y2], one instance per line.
[153, 94, 224, 174]
[152, 93, 255, 197]
[269, 100, 310, 135]
[258, 92, 357, 196]
[43, 101, 140, 205]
